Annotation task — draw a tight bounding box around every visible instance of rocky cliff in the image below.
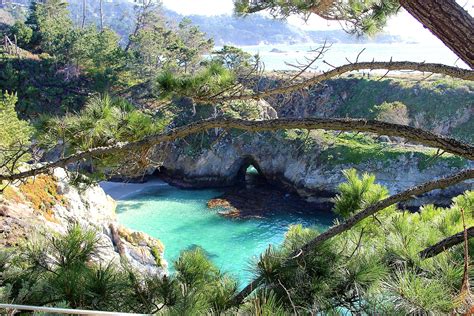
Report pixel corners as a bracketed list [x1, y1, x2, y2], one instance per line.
[153, 75, 472, 208]
[0, 168, 167, 276]
[158, 129, 471, 208]
[257, 75, 474, 143]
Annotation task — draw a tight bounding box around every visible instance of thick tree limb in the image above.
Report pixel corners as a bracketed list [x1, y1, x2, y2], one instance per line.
[197, 61, 474, 103]
[231, 169, 474, 305]
[400, 0, 474, 69]
[419, 227, 474, 259]
[1, 118, 473, 182]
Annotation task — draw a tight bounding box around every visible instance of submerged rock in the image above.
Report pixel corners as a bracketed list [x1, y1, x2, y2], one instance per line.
[207, 183, 333, 219]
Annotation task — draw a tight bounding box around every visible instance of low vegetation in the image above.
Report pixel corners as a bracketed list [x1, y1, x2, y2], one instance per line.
[331, 76, 474, 143]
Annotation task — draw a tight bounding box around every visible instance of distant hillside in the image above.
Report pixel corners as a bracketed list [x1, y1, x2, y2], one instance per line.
[173, 13, 401, 46]
[1, 0, 402, 46]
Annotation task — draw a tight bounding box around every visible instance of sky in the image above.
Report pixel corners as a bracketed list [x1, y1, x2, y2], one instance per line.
[161, 0, 474, 43]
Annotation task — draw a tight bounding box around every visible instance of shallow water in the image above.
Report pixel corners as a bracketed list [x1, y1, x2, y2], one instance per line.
[109, 181, 335, 285]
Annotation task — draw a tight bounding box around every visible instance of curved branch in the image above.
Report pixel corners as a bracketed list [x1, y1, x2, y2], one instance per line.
[419, 227, 474, 259]
[231, 169, 474, 305]
[1, 118, 473, 182]
[197, 61, 474, 103]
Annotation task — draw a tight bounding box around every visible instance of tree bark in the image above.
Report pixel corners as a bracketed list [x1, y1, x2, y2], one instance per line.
[199, 61, 474, 103]
[231, 169, 474, 305]
[81, 0, 87, 29]
[419, 227, 474, 259]
[99, 0, 104, 32]
[1, 118, 474, 182]
[400, 0, 474, 69]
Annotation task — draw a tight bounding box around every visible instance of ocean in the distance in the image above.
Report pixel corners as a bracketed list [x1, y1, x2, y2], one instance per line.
[237, 42, 467, 71]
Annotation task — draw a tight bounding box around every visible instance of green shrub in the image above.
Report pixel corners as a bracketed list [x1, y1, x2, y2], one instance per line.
[9, 21, 33, 47]
[0, 91, 32, 172]
[248, 171, 474, 314]
[374, 101, 410, 125]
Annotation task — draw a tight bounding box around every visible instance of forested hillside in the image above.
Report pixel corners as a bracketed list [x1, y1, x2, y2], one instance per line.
[1, 0, 402, 45]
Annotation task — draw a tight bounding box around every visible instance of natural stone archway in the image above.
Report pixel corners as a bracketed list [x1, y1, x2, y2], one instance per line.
[233, 155, 266, 185]
[155, 130, 472, 208]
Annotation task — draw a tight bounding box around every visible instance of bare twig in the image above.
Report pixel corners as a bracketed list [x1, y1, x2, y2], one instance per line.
[195, 61, 473, 104]
[1, 117, 473, 182]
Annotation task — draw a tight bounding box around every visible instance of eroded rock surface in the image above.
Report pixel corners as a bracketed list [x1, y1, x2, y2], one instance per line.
[0, 168, 167, 276]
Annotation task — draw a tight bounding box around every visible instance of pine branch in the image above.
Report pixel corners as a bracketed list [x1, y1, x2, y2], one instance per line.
[419, 227, 474, 259]
[196, 61, 474, 103]
[1, 118, 473, 182]
[231, 169, 474, 305]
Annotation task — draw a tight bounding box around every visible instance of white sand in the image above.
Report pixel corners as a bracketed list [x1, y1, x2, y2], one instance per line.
[100, 179, 168, 200]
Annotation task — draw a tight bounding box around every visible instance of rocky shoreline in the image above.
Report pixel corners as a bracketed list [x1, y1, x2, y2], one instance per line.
[156, 145, 472, 210]
[207, 182, 333, 219]
[0, 168, 167, 276]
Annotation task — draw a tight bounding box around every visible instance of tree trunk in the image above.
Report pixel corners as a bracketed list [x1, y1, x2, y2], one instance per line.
[81, 0, 86, 29]
[99, 0, 104, 32]
[400, 0, 474, 69]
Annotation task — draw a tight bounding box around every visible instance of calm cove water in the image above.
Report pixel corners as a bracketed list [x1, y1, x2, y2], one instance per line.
[102, 180, 335, 285]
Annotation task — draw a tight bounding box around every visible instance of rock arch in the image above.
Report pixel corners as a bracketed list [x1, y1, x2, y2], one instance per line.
[233, 155, 266, 185]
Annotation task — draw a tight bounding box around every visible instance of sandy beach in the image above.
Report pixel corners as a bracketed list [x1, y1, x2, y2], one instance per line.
[100, 180, 169, 200]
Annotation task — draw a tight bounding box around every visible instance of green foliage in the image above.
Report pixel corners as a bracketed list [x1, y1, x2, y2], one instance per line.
[127, 9, 213, 77]
[342, 0, 400, 36]
[172, 247, 238, 314]
[0, 91, 32, 172]
[70, 27, 126, 90]
[0, 0, 215, 118]
[127, 3, 176, 77]
[248, 172, 474, 314]
[9, 20, 33, 47]
[374, 101, 410, 125]
[1, 173, 473, 314]
[0, 56, 89, 117]
[241, 290, 288, 315]
[234, 0, 401, 36]
[304, 131, 468, 170]
[0, 225, 238, 314]
[333, 168, 389, 218]
[330, 77, 474, 143]
[155, 62, 236, 100]
[26, 0, 74, 59]
[174, 247, 220, 289]
[384, 268, 456, 313]
[35, 94, 169, 152]
[0, 91, 32, 149]
[171, 18, 214, 74]
[212, 45, 256, 71]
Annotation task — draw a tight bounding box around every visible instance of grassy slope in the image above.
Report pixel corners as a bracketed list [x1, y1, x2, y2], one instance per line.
[280, 129, 467, 170]
[330, 75, 473, 143]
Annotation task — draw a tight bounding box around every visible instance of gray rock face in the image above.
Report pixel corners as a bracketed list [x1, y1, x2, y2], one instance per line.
[156, 80, 472, 208]
[158, 133, 472, 208]
[0, 168, 167, 276]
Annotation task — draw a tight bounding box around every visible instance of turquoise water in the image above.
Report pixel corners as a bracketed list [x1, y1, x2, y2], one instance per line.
[115, 184, 335, 285]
